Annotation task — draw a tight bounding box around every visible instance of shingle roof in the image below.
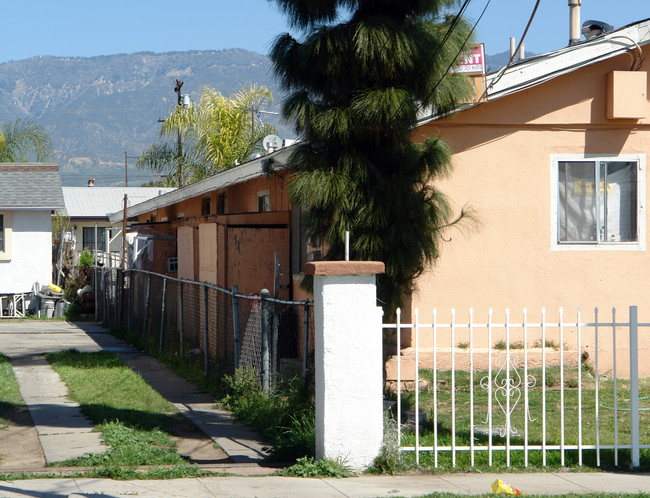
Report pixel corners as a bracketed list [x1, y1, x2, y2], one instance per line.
[0, 163, 65, 210]
[63, 187, 176, 218]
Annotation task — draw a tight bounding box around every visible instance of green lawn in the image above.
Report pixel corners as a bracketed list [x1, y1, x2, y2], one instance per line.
[46, 349, 216, 477]
[390, 364, 650, 470]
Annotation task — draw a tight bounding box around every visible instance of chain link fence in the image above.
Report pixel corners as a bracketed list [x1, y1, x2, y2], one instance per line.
[95, 268, 314, 389]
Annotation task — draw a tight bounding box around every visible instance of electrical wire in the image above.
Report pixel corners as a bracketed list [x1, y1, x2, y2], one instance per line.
[413, 0, 475, 92]
[608, 35, 644, 70]
[380, 0, 480, 124]
[481, 0, 541, 99]
[416, 0, 492, 115]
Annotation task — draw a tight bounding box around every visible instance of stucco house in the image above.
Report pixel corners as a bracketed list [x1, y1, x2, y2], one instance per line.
[107, 147, 311, 298]
[0, 163, 64, 304]
[62, 186, 174, 265]
[403, 17, 650, 343]
[109, 16, 650, 338]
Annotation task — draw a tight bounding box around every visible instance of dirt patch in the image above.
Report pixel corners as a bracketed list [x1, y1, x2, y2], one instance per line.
[164, 413, 231, 464]
[0, 406, 45, 470]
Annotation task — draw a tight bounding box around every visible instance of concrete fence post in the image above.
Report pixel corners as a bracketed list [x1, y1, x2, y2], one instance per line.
[305, 260, 385, 471]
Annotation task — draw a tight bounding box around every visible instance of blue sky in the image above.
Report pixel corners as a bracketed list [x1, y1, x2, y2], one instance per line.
[1, 1, 647, 63]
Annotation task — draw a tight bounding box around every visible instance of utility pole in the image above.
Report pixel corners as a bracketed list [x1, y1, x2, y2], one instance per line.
[174, 79, 184, 188]
[123, 151, 139, 187]
[121, 194, 128, 269]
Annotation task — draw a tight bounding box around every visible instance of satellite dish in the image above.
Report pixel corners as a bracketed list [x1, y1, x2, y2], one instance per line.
[263, 134, 282, 152]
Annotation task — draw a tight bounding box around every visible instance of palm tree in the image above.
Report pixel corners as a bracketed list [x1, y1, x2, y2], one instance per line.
[137, 84, 276, 187]
[269, 0, 475, 314]
[0, 118, 52, 162]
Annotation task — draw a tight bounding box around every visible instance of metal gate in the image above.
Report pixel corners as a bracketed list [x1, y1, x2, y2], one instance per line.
[383, 306, 649, 468]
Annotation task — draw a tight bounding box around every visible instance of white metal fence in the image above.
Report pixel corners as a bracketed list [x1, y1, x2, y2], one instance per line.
[383, 306, 648, 469]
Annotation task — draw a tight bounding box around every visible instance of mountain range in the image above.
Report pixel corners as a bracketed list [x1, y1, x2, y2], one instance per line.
[0, 49, 518, 186]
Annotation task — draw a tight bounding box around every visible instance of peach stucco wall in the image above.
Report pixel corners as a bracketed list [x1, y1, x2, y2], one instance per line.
[410, 51, 650, 374]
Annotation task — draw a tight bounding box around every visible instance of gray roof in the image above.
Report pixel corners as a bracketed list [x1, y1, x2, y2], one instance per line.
[108, 146, 294, 223]
[0, 163, 65, 210]
[63, 187, 176, 218]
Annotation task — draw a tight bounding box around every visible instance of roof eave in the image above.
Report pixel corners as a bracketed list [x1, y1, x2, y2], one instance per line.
[107, 146, 294, 223]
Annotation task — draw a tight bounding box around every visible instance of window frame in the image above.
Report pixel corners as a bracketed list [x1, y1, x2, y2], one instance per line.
[82, 226, 111, 251]
[550, 154, 645, 251]
[257, 190, 270, 212]
[0, 211, 12, 261]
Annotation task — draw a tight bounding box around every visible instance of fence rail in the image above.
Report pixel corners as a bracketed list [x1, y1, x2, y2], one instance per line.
[95, 268, 314, 389]
[383, 306, 648, 469]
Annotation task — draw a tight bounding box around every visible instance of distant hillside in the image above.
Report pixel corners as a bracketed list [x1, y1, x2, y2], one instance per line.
[0, 50, 290, 186]
[485, 50, 539, 73]
[0, 49, 537, 186]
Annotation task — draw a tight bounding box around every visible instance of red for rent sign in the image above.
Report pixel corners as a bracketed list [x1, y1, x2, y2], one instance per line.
[455, 44, 485, 75]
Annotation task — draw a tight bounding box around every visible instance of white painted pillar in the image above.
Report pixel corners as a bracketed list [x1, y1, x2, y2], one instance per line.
[305, 261, 385, 471]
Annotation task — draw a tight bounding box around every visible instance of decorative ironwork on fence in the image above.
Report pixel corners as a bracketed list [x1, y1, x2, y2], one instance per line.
[383, 306, 648, 469]
[95, 268, 314, 389]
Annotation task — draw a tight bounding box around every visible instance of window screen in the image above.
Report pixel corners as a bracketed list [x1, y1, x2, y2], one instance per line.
[558, 161, 637, 243]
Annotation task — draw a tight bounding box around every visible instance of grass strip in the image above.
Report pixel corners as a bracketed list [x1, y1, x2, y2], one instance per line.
[45, 349, 208, 475]
[0, 353, 24, 429]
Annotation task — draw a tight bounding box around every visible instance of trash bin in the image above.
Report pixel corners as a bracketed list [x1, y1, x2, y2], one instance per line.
[55, 301, 68, 318]
[40, 299, 55, 318]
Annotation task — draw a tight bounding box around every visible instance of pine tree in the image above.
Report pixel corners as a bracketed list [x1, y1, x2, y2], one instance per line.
[269, 0, 474, 313]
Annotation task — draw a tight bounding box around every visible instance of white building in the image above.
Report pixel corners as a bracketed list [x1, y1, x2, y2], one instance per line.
[0, 163, 64, 295]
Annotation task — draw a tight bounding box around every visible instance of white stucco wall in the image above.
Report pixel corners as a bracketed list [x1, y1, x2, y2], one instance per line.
[0, 210, 53, 293]
[313, 272, 384, 470]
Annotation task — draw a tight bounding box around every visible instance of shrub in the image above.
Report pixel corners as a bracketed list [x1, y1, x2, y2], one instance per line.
[221, 368, 314, 462]
[64, 301, 81, 321]
[79, 248, 95, 267]
[280, 456, 353, 478]
[545, 373, 558, 387]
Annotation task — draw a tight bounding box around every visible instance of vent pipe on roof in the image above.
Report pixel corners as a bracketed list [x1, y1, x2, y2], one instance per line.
[518, 42, 525, 61]
[569, 0, 582, 45]
[510, 37, 516, 58]
[87, 177, 95, 187]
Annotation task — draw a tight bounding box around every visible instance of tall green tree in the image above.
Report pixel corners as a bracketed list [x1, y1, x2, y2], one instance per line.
[137, 84, 276, 187]
[270, 0, 474, 314]
[0, 118, 52, 162]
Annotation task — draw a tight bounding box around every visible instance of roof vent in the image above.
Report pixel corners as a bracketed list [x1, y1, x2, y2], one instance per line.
[582, 20, 614, 41]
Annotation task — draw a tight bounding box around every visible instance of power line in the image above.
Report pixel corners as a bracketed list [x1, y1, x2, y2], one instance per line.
[414, 0, 474, 92]
[480, 0, 541, 98]
[417, 0, 493, 114]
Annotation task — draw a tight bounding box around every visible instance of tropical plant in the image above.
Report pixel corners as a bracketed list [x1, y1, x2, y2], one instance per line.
[52, 210, 69, 243]
[137, 84, 276, 187]
[0, 118, 52, 162]
[269, 0, 475, 314]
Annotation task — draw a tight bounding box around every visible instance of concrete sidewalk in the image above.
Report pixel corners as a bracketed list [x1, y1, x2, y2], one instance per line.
[0, 471, 649, 496]
[0, 321, 267, 466]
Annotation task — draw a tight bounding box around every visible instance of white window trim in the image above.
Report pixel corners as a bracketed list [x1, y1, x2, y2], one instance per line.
[550, 154, 646, 251]
[0, 211, 12, 261]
